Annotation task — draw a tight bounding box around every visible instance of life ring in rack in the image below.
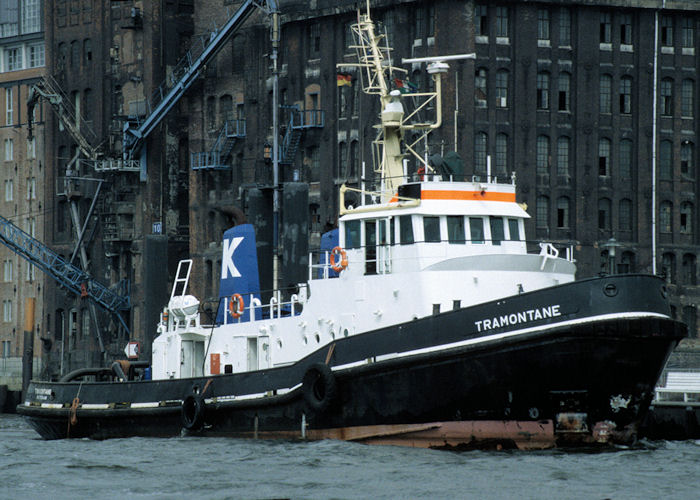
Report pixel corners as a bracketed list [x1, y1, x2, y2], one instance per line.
[229, 293, 245, 318]
[330, 246, 348, 273]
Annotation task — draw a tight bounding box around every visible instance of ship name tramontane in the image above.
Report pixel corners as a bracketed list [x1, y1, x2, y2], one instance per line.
[474, 305, 561, 332]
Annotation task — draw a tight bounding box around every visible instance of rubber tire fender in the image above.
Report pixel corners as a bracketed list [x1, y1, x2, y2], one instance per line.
[181, 394, 206, 431]
[302, 362, 337, 412]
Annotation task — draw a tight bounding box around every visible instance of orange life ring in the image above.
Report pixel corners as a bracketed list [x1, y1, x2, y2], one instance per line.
[330, 246, 348, 273]
[229, 293, 244, 318]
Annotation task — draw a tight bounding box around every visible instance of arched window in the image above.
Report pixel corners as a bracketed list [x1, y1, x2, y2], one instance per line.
[338, 141, 347, 178]
[536, 135, 550, 176]
[83, 39, 92, 65]
[558, 72, 571, 111]
[682, 253, 697, 286]
[349, 140, 358, 177]
[619, 139, 632, 179]
[683, 306, 697, 338]
[475, 68, 487, 108]
[659, 140, 672, 180]
[600, 74, 612, 113]
[70, 40, 79, 69]
[219, 94, 233, 125]
[536, 195, 549, 229]
[661, 252, 676, 283]
[619, 198, 632, 231]
[681, 141, 694, 178]
[618, 251, 635, 273]
[496, 70, 508, 108]
[537, 72, 550, 110]
[598, 198, 611, 230]
[495, 133, 508, 177]
[660, 200, 673, 232]
[556, 197, 570, 228]
[598, 138, 611, 176]
[206, 96, 216, 130]
[474, 132, 487, 175]
[681, 79, 694, 117]
[661, 78, 673, 116]
[680, 201, 693, 234]
[557, 136, 570, 177]
[620, 76, 632, 114]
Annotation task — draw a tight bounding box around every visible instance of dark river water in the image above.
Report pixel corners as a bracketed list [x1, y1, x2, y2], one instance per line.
[1, 414, 698, 499]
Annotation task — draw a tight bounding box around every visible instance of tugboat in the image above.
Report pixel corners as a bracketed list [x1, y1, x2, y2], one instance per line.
[18, 5, 686, 449]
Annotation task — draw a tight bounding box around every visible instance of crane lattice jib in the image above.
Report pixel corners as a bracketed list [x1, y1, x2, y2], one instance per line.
[0, 214, 130, 324]
[123, 0, 279, 158]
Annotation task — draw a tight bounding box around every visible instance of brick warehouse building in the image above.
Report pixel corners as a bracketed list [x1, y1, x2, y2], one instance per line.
[1, 0, 695, 379]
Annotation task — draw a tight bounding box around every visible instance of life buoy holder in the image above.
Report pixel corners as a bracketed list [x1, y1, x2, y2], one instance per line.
[181, 394, 206, 431]
[302, 362, 337, 412]
[229, 293, 244, 318]
[330, 246, 348, 273]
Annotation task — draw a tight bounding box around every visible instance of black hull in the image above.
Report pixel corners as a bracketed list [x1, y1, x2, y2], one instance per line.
[19, 275, 687, 448]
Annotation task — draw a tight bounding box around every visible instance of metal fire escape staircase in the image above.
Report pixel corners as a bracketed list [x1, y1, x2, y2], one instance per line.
[0, 214, 131, 334]
[123, 0, 279, 172]
[279, 105, 324, 164]
[191, 118, 246, 170]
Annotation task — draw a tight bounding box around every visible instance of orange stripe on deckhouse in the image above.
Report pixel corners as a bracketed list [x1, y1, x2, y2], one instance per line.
[388, 190, 516, 203]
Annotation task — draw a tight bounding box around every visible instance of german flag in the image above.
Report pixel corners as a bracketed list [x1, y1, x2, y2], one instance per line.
[337, 73, 352, 87]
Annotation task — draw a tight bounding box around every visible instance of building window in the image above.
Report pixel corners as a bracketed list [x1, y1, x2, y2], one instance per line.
[5, 87, 11, 125]
[619, 76, 632, 114]
[537, 8, 550, 42]
[659, 140, 672, 180]
[661, 78, 673, 116]
[536, 135, 550, 176]
[4, 47, 20, 71]
[598, 198, 611, 230]
[83, 39, 92, 65]
[681, 18, 694, 48]
[618, 251, 635, 274]
[475, 68, 487, 108]
[558, 72, 570, 111]
[4, 179, 12, 201]
[600, 74, 612, 113]
[339, 86, 349, 118]
[495, 133, 507, 177]
[3, 259, 12, 281]
[536, 195, 549, 229]
[338, 141, 347, 178]
[682, 254, 697, 286]
[681, 202, 693, 234]
[26, 177, 35, 200]
[559, 7, 571, 46]
[683, 306, 697, 337]
[662, 253, 676, 283]
[4, 138, 13, 161]
[21, 0, 41, 34]
[619, 139, 632, 179]
[600, 12, 611, 44]
[495, 70, 508, 108]
[537, 72, 549, 110]
[681, 79, 694, 118]
[598, 138, 611, 176]
[619, 198, 632, 231]
[474, 132, 487, 175]
[660, 15, 673, 47]
[1, 340, 9, 358]
[2, 300, 11, 322]
[557, 136, 570, 178]
[660, 200, 673, 232]
[308, 23, 320, 58]
[25, 216, 35, 237]
[475, 4, 488, 37]
[681, 142, 694, 178]
[25, 262, 34, 281]
[0, 0, 18, 38]
[28, 43, 44, 68]
[620, 13, 632, 45]
[349, 140, 358, 177]
[496, 7, 508, 38]
[556, 197, 570, 228]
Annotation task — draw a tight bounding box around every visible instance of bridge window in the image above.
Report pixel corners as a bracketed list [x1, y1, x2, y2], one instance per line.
[490, 217, 504, 245]
[469, 217, 484, 244]
[508, 218, 520, 240]
[423, 216, 441, 242]
[344, 220, 361, 249]
[399, 215, 413, 244]
[447, 216, 465, 243]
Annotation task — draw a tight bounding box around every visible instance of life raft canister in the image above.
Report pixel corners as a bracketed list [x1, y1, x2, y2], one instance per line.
[330, 246, 348, 273]
[229, 293, 244, 318]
